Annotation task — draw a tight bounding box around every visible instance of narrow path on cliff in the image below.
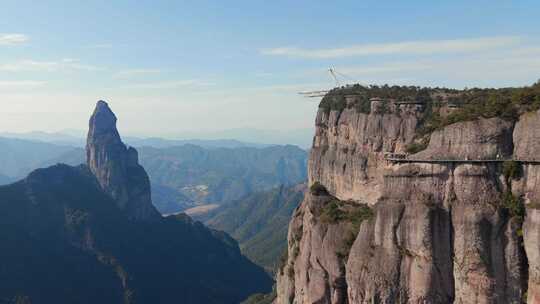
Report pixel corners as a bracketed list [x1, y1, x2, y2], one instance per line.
[386, 158, 540, 164]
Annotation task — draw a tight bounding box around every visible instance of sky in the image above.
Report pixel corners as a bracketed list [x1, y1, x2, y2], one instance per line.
[0, 0, 539, 140]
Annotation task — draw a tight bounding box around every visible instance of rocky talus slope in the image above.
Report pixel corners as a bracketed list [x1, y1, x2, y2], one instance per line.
[276, 84, 540, 304]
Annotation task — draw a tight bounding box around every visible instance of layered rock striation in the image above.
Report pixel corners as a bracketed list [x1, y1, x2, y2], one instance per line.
[277, 86, 540, 304]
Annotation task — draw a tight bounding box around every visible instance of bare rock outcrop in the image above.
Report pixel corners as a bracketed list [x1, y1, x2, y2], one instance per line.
[86, 100, 160, 221]
[277, 95, 535, 303]
[512, 109, 540, 304]
[309, 104, 421, 205]
[513, 110, 540, 161]
[414, 117, 514, 160]
[524, 209, 540, 303]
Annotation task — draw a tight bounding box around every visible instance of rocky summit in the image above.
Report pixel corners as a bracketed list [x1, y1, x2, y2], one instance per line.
[87, 100, 160, 221]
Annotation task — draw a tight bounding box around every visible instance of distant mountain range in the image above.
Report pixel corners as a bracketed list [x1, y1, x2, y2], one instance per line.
[0, 131, 85, 146]
[0, 136, 308, 215]
[168, 128, 314, 149]
[127, 137, 271, 149]
[138, 145, 307, 213]
[0, 127, 314, 149]
[0, 137, 74, 178]
[0, 131, 272, 149]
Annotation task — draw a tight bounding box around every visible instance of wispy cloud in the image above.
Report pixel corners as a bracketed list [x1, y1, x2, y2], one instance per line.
[122, 79, 213, 89]
[304, 45, 540, 88]
[248, 83, 331, 93]
[113, 69, 162, 79]
[0, 80, 46, 87]
[261, 36, 521, 59]
[0, 33, 29, 46]
[0, 58, 104, 72]
[333, 62, 432, 76]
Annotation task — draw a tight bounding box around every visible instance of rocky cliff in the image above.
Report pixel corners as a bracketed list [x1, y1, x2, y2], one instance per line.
[87, 100, 160, 221]
[276, 84, 540, 304]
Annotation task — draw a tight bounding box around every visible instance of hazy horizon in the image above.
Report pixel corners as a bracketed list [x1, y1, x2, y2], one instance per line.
[0, 125, 315, 148]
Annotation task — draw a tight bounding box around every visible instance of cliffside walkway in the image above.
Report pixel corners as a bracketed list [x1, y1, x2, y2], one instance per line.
[386, 158, 540, 164]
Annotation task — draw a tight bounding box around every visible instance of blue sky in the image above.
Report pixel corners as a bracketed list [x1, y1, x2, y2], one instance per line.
[0, 0, 539, 139]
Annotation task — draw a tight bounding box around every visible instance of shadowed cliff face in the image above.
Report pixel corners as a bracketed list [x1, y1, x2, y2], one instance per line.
[86, 100, 160, 221]
[277, 94, 539, 304]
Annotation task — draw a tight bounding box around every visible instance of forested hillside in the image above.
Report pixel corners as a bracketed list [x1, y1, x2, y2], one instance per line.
[202, 183, 305, 272]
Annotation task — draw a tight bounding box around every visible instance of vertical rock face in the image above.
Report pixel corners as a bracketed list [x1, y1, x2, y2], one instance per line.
[524, 209, 540, 303]
[414, 117, 514, 160]
[513, 110, 540, 161]
[277, 94, 537, 303]
[512, 110, 540, 304]
[309, 104, 421, 204]
[86, 100, 160, 221]
[276, 190, 366, 304]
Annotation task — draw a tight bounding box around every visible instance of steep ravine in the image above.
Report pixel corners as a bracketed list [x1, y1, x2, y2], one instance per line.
[276, 90, 540, 304]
